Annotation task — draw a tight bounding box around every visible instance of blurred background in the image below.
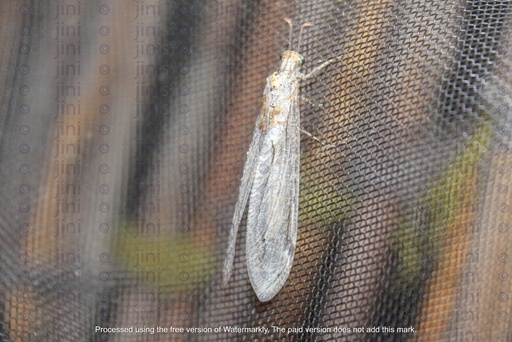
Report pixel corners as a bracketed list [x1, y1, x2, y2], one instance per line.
[0, 0, 511, 341]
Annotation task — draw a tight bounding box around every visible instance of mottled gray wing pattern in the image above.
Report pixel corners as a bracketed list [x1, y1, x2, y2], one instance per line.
[245, 84, 300, 302]
[222, 81, 269, 285]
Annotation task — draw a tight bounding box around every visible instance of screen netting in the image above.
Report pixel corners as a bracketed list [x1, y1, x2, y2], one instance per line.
[0, 0, 511, 341]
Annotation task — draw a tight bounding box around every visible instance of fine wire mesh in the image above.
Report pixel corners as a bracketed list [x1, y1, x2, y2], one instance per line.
[207, 1, 512, 341]
[0, 0, 510, 341]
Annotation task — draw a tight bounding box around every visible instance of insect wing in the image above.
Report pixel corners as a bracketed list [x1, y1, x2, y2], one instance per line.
[245, 91, 300, 302]
[222, 98, 266, 285]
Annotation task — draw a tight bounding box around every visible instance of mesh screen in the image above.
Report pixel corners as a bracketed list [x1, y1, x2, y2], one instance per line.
[0, 0, 511, 341]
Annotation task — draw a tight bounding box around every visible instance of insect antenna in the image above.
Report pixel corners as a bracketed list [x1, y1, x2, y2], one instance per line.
[283, 18, 293, 50]
[298, 22, 313, 52]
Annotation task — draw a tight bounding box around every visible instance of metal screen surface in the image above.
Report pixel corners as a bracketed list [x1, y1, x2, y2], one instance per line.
[0, 0, 511, 341]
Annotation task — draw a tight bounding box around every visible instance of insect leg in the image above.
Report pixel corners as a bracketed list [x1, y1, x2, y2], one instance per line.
[300, 128, 335, 148]
[300, 96, 323, 108]
[301, 55, 344, 80]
